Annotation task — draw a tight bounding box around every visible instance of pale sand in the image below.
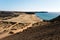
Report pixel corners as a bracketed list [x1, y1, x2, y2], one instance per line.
[0, 23, 33, 39]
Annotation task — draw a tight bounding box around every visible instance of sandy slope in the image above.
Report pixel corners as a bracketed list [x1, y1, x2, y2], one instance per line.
[0, 23, 33, 39]
[0, 13, 43, 39]
[0, 13, 60, 40]
[0, 21, 60, 40]
[3, 14, 43, 23]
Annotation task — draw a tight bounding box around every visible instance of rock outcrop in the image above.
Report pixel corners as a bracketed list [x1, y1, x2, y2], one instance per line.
[49, 15, 60, 22]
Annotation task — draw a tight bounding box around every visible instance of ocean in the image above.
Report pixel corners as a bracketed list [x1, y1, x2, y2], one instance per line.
[36, 12, 60, 20]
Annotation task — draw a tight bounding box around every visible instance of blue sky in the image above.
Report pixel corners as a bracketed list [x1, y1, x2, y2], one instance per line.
[0, 0, 60, 12]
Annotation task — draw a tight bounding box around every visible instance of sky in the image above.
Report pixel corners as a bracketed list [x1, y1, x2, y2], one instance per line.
[0, 0, 60, 12]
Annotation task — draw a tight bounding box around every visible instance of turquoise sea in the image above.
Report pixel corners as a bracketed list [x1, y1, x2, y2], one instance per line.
[36, 12, 60, 20]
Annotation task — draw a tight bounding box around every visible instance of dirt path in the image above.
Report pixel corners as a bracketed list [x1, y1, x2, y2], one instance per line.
[0, 32, 12, 39]
[9, 23, 33, 33]
[0, 23, 33, 39]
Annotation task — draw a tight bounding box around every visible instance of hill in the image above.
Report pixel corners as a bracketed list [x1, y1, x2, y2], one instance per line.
[0, 11, 60, 40]
[0, 21, 60, 40]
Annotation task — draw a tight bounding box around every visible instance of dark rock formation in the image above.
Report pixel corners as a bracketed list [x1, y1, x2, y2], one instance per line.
[49, 15, 60, 22]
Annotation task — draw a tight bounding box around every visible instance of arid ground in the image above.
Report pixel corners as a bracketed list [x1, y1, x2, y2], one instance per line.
[0, 11, 60, 40]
